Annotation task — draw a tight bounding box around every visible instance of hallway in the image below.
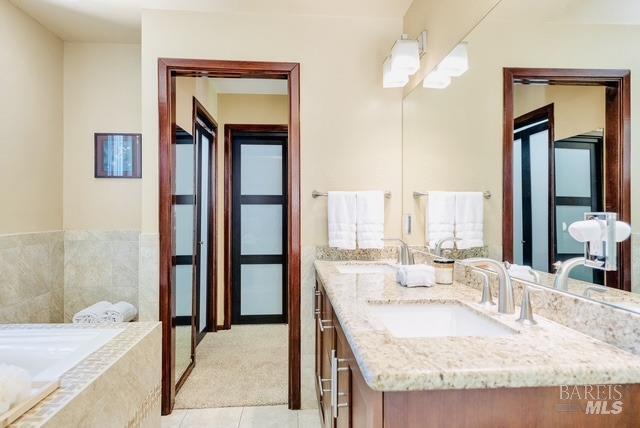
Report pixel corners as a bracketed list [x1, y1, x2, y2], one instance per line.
[175, 325, 288, 409]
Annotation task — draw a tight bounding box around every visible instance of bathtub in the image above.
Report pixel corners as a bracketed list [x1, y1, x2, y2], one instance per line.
[0, 327, 123, 383]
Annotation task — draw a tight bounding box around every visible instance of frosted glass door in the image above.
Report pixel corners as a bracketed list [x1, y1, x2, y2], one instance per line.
[554, 137, 603, 284]
[513, 118, 550, 271]
[194, 124, 215, 340]
[172, 126, 196, 384]
[231, 129, 288, 324]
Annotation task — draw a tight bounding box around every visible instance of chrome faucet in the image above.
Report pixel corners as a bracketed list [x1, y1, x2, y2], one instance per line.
[465, 258, 515, 314]
[383, 239, 414, 265]
[583, 285, 607, 298]
[553, 257, 585, 291]
[434, 237, 461, 258]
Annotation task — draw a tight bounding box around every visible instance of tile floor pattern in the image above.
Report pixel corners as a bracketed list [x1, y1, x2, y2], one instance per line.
[161, 405, 321, 428]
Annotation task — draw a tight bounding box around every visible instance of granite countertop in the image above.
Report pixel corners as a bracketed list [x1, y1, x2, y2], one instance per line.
[314, 260, 640, 392]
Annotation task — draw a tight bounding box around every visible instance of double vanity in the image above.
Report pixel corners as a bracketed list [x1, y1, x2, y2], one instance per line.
[314, 259, 640, 427]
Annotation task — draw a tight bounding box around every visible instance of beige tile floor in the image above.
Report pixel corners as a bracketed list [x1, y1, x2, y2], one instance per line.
[162, 405, 321, 428]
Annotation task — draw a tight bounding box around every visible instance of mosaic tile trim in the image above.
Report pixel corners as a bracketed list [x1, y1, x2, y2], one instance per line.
[4, 322, 160, 427]
[127, 384, 161, 428]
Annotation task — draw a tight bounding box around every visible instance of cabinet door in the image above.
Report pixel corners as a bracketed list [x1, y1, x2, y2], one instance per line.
[335, 322, 351, 428]
[320, 285, 335, 428]
[335, 320, 383, 428]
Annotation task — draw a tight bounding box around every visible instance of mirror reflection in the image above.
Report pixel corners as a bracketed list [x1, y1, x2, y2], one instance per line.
[401, 0, 639, 313]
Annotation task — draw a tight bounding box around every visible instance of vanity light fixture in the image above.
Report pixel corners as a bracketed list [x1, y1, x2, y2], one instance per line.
[383, 56, 409, 88]
[438, 42, 469, 77]
[422, 68, 451, 89]
[382, 31, 427, 88]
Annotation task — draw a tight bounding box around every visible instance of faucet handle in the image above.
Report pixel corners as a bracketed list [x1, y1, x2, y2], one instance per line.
[516, 285, 540, 325]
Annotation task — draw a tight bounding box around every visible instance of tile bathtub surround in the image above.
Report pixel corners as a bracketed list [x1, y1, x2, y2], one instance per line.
[63, 230, 140, 321]
[455, 263, 640, 355]
[0, 231, 64, 324]
[314, 261, 640, 391]
[138, 233, 160, 322]
[6, 322, 162, 427]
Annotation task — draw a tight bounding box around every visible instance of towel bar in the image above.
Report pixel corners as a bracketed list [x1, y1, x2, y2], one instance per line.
[312, 190, 391, 199]
[413, 190, 491, 199]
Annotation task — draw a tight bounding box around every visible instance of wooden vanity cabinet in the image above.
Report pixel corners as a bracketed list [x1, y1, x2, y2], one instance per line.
[315, 278, 383, 428]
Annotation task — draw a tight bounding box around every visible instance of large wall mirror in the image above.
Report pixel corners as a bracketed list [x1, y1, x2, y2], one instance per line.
[401, 0, 639, 312]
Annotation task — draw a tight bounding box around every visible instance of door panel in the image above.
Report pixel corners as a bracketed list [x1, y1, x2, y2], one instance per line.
[231, 130, 288, 324]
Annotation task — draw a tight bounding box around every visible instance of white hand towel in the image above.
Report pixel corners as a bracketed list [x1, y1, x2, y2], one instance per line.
[356, 191, 385, 249]
[100, 301, 138, 323]
[396, 265, 435, 287]
[72, 301, 112, 324]
[0, 364, 31, 414]
[427, 192, 456, 249]
[328, 191, 357, 249]
[454, 192, 484, 250]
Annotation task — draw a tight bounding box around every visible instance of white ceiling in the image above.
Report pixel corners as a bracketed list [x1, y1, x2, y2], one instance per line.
[9, 0, 414, 43]
[211, 78, 288, 96]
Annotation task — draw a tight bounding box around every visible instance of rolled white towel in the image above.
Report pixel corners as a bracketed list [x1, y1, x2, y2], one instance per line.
[100, 301, 137, 323]
[0, 364, 32, 414]
[508, 264, 538, 283]
[396, 264, 435, 287]
[72, 301, 112, 324]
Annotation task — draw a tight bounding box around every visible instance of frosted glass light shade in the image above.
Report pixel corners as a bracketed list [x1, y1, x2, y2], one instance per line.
[439, 43, 469, 77]
[390, 39, 420, 76]
[423, 69, 451, 89]
[383, 56, 409, 88]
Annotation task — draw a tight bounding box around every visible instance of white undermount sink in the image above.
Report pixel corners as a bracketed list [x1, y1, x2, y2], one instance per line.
[336, 264, 396, 274]
[367, 302, 516, 338]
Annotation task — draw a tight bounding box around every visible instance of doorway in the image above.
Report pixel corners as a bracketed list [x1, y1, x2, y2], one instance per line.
[158, 59, 301, 415]
[503, 67, 631, 290]
[227, 125, 289, 325]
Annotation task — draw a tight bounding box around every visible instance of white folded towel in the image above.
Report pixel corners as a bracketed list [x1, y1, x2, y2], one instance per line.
[508, 264, 538, 283]
[100, 301, 138, 323]
[396, 264, 435, 287]
[454, 192, 484, 250]
[356, 191, 385, 249]
[328, 191, 357, 249]
[72, 301, 112, 324]
[0, 364, 32, 414]
[427, 192, 456, 249]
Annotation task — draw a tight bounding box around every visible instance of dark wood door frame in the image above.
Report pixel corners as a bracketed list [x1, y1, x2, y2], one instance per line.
[224, 124, 289, 327]
[192, 97, 218, 345]
[158, 59, 301, 415]
[503, 67, 631, 291]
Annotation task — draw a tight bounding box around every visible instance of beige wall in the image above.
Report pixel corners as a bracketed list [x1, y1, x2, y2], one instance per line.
[140, 9, 403, 241]
[215, 93, 289, 325]
[401, 8, 640, 289]
[514, 85, 605, 141]
[175, 77, 219, 133]
[63, 42, 142, 230]
[0, 0, 63, 234]
[402, 0, 501, 94]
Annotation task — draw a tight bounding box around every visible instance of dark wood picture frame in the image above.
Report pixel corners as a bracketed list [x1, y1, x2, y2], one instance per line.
[94, 133, 142, 178]
[158, 58, 301, 415]
[503, 67, 631, 291]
